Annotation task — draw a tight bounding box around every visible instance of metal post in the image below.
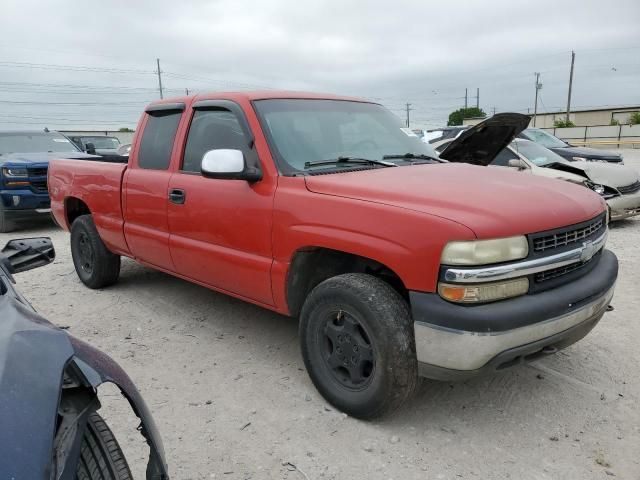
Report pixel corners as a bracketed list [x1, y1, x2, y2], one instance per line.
[476, 88, 479, 109]
[464, 88, 468, 110]
[405, 103, 412, 127]
[156, 58, 164, 99]
[565, 51, 575, 123]
[533, 73, 540, 127]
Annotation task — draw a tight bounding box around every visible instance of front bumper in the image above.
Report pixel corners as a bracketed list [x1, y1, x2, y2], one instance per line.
[1, 189, 51, 220]
[410, 249, 618, 380]
[607, 192, 640, 220]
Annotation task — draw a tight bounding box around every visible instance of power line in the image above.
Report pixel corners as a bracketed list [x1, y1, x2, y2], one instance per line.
[0, 61, 155, 75]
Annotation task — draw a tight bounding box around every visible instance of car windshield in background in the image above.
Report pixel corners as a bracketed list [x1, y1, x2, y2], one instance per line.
[254, 99, 438, 173]
[522, 128, 570, 149]
[81, 137, 121, 149]
[513, 140, 568, 166]
[0, 132, 80, 155]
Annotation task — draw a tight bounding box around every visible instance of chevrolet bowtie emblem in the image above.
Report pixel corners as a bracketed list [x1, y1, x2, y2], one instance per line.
[580, 240, 597, 263]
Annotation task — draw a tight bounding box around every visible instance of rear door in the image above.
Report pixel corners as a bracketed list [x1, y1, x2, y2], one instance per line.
[123, 103, 184, 271]
[167, 100, 276, 305]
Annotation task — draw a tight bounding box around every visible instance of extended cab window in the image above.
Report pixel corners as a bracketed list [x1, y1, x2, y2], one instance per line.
[182, 109, 251, 173]
[138, 111, 182, 170]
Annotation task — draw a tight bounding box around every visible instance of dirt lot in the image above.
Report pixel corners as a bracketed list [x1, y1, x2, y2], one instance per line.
[3, 150, 640, 479]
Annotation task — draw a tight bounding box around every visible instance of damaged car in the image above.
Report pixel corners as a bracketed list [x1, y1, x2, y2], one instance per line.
[0, 237, 168, 479]
[437, 124, 640, 221]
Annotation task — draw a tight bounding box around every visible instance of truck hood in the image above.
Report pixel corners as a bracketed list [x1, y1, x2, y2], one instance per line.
[439, 113, 531, 166]
[552, 145, 622, 162]
[304, 163, 605, 238]
[0, 151, 96, 165]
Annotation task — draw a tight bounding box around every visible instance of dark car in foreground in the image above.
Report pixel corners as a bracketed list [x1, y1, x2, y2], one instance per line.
[519, 128, 624, 164]
[0, 237, 168, 479]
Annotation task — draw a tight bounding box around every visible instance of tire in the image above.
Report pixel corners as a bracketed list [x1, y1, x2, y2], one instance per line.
[71, 215, 120, 289]
[0, 203, 16, 233]
[75, 412, 133, 480]
[299, 273, 418, 419]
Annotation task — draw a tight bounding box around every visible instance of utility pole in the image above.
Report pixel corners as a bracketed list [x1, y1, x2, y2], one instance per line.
[464, 88, 468, 110]
[156, 58, 164, 99]
[185, 88, 190, 96]
[492, 106, 496, 116]
[565, 50, 575, 123]
[533, 72, 542, 126]
[475, 88, 479, 109]
[405, 102, 413, 127]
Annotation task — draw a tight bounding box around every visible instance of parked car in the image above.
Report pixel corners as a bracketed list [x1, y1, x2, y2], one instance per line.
[437, 136, 640, 221]
[117, 143, 132, 156]
[425, 125, 469, 144]
[0, 237, 168, 479]
[519, 128, 624, 164]
[68, 135, 122, 155]
[0, 130, 92, 232]
[49, 95, 617, 418]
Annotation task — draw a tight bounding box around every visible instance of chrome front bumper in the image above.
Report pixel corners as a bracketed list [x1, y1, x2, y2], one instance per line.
[414, 284, 614, 374]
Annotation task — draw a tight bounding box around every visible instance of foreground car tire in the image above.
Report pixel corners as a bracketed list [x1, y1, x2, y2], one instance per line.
[71, 215, 120, 289]
[299, 273, 418, 419]
[75, 412, 132, 480]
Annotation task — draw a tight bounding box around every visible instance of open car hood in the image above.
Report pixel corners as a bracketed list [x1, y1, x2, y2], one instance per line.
[439, 113, 531, 166]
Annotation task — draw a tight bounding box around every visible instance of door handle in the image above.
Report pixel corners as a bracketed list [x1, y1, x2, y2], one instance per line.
[169, 188, 186, 204]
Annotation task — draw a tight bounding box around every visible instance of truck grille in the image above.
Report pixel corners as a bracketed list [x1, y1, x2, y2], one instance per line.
[618, 180, 640, 195]
[30, 180, 48, 193]
[28, 167, 48, 177]
[532, 217, 604, 253]
[535, 259, 590, 283]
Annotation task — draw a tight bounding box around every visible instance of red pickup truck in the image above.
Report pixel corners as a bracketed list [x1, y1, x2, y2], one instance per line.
[49, 92, 618, 418]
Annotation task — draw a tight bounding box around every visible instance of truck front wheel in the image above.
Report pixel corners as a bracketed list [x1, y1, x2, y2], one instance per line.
[71, 215, 120, 289]
[299, 273, 418, 419]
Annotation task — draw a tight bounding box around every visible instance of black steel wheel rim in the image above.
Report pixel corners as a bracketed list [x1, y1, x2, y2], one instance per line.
[77, 232, 94, 274]
[319, 309, 376, 390]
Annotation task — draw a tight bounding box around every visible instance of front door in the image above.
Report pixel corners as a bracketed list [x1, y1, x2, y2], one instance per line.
[167, 103, 276, 305]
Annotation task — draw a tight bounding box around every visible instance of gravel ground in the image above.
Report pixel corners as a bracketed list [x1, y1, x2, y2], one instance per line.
[3, 149, 640, 480]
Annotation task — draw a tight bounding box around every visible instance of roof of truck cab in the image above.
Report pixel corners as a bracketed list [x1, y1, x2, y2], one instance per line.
[146, 90, 373, 108]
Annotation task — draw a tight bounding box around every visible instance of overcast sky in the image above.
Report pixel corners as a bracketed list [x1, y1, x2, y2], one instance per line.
[1, 0, 639, 129]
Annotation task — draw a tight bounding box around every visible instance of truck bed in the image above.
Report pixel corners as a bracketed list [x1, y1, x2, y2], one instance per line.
[49, 158, 129, 255]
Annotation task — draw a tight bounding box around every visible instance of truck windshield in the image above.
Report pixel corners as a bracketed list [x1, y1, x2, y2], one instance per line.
[253, 99, 438, 173]
[0, 132, 81, 155]
[79, 137, 121, 149]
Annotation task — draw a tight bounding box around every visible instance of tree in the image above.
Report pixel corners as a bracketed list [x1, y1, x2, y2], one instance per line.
[629, 112, 640, 125]
[553, 119, 575, 128]
[118, 127, 134, 132]
[447, 107, 486, 126]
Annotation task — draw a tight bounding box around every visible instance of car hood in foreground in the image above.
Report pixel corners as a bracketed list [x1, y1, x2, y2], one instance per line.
[304, 163, 605, 238]
[552, 145, 622, 162]
[545, 161, 639, 188]
[438, 113, 531, 166]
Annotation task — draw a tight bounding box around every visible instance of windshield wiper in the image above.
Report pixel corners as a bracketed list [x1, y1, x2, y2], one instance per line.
[382, 153, 443, 163]
[304, 156, 397, 169]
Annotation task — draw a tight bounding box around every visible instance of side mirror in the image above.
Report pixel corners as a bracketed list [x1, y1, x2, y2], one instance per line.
[508, 158, 528, 170]
[201, 149, 261, 182]
[85, 143, 96, 155]
[1, 237, 55, 274]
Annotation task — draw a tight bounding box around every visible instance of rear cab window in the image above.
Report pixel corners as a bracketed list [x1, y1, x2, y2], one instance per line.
[138, 108, 183, 170]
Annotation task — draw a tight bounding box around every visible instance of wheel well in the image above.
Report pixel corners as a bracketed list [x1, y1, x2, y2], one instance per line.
[65, 197, 90, 227]
[286, 247, 408, 317]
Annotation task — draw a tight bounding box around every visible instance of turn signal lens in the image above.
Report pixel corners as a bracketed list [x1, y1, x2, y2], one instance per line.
[438, 278, 529, 303]
[441, 236, 529, 266]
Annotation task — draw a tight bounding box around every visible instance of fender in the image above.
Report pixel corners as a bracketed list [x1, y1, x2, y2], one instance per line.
[0, 293, 168, 479]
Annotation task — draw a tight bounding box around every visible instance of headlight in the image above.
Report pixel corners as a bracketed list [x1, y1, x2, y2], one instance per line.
[572, 156, 587, 162]
[591, 184, 606, 195]
[440, 236, 529, 266]
[438, 277, 529, 303]
[2, 167, 28, 178]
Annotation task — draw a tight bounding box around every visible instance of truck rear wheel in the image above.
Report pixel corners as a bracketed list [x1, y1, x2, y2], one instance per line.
[75, 412, 132, 480]
[71, 215, 120, 289]
[299, 273, 418, 419]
